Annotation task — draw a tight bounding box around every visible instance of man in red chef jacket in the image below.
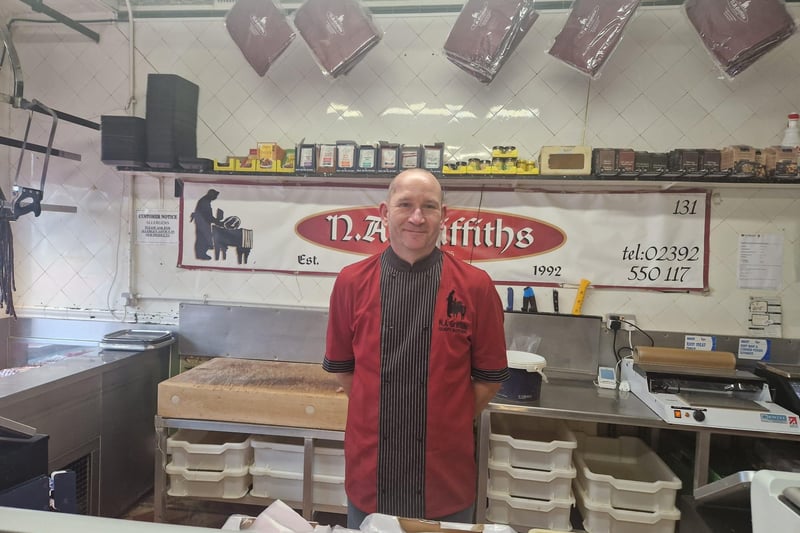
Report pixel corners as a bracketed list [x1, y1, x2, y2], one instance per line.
[323, 168, 509, 527]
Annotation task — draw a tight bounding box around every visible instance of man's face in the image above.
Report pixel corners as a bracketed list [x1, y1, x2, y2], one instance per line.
[380, 172, 445, 264]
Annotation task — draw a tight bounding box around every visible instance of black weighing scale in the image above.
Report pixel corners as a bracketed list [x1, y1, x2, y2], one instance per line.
[755, 362, 800, 415]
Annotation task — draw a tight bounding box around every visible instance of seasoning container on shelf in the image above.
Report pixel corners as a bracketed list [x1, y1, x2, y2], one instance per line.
[781, 112, 800, 148]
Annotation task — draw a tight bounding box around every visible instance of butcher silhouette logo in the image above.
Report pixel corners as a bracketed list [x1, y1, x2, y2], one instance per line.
[190, 188, 254, 264]
[447, 290, 466, 319]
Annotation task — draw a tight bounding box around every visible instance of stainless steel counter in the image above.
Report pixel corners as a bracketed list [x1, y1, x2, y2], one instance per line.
[489, 377, 669, 427]
[1, 345, 137, 403]
[476, 377, 800, 526]
[1, 343, 170, 517]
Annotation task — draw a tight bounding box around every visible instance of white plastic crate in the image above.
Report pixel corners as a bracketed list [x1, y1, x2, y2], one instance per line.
[486, 489, 574, 532]
[167, 430, 252, 472]
[251, 437, 344, 477]
[575, 480, 680, 533]
[488, 460, 576, 501]
[165, 463, 251, 499]
[574, 434, 681, 512]
[249, 465, 346, 506]
[489, 414, 577, 471]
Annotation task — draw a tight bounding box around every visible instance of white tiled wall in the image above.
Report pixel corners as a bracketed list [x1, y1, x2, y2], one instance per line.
[1, 5, 799, 337]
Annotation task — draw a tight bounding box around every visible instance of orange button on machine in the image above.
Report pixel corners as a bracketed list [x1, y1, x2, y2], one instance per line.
[673, 409, 683, 419]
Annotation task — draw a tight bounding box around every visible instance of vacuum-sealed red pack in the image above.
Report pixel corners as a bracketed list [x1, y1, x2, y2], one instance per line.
[225, 0, 295, 77]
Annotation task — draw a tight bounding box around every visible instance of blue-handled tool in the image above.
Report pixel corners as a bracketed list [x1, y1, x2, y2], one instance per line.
[522, 286, 537, 312]
[506, 287, 514, 311]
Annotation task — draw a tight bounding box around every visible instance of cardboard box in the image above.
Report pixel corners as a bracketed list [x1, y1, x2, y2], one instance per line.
[277, 148, 295, 173]
[296, 144, 316, 172]
[422, 143, 444, 173]
[492, 146, 518, 158]
[668, 149, 700, 173]
[699, 149, 721, 172]
[764, 146, 799, 176]
[256, 143, 286, 172]
[721, 145, 756, 171]
[516, 159, 539, 175]
[213, 157, 237, 171]
[378, 142, 400, 173]
[592, 148, 617, 174]
[317, 144, 336, 173]
[650, 152, 669, 172]
[634, 151, 652, 173]
[401, 145, 421, 169]
[443, 162, 467, 175]
[336, 141, 358, 172]
[234, 154, 258, 172]
[357, 144, 377, 172]
[539, 145, 591, 175]
[617, 148, 635, 172]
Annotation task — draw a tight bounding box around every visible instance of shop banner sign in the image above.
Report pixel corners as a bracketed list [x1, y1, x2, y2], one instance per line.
[179, 181, 709, 291]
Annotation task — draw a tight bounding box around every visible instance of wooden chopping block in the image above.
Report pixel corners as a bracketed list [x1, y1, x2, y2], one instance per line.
[158, 358, 347, 431]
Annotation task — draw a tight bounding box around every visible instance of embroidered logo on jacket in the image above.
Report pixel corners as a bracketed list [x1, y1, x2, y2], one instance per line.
[439, 290, 469, 334]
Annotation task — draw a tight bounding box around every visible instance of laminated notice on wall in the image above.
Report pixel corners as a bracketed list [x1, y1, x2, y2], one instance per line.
[137, 210, 178, 244]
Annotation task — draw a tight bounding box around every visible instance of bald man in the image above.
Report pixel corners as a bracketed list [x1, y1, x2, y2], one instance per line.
[323, 169, 509, 527]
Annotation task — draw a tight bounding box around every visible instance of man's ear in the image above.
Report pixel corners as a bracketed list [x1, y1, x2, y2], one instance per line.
[440, 205, 447, 228]
[379, 202, 389, 223]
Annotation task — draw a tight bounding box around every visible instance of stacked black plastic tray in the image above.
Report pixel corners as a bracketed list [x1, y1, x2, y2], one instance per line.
[100, 115, 146, 167]
[145, 74, 198, 169]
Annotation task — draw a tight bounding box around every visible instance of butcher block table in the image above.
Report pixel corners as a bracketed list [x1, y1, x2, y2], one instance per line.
[154, 358, 348, 522]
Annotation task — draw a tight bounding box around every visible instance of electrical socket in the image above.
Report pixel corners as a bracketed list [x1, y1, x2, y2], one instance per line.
[605, 313, 637, 331]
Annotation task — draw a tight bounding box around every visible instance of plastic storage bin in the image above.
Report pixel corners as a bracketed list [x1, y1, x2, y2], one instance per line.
[250, 437, 344, 477]
[488, 460, 576, 501]
[165, 463, 251, 499]
[574, 434, 681, 512]
[486, 489, 574, 532]
[167, 430, 252, 471]
[489, 414, 577, 471]
[249, 465, 346, 506]
[574, 480, 680, 533]
[497, 351, 547, 402]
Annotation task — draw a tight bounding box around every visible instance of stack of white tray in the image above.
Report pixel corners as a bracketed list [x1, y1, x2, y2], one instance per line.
[572, 433, 682, 533]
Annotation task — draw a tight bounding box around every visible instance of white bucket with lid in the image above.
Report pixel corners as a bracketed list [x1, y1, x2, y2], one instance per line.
[498, 351, 547, 402]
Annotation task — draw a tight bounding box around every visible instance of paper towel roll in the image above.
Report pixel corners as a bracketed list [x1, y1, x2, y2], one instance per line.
[633, 346, 736, 369]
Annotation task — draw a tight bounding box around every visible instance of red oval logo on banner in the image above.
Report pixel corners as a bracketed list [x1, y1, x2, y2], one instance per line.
[296, 207, 566, 261]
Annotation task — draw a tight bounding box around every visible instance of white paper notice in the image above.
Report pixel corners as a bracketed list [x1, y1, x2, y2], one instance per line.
[737, 233, 783, 290]
[136, 210, 178, 244]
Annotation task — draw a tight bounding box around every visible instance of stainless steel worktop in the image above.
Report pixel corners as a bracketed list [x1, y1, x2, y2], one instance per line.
[476, 377, 800, 528]
[488, 377, 800, 440]
[0, 345, 142, 406]
[489, 377, 669, 428]
[1, 342, 171, 517]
